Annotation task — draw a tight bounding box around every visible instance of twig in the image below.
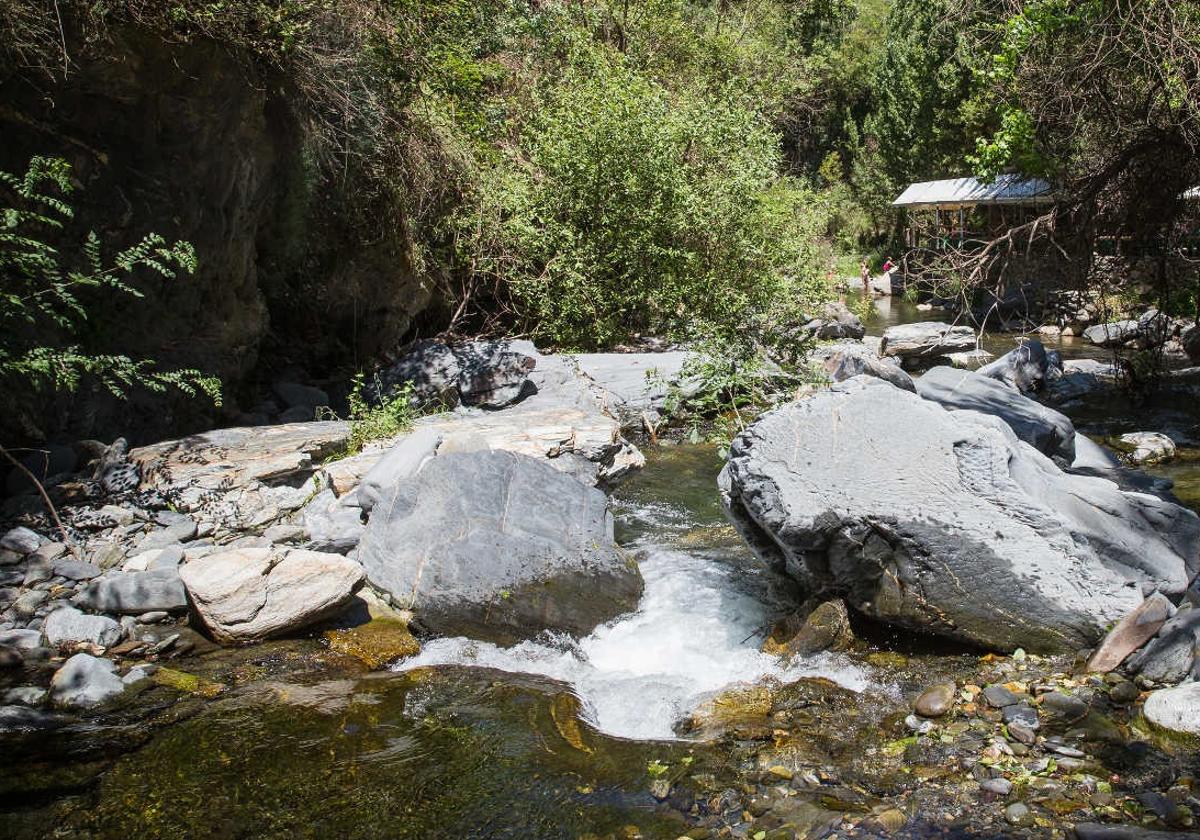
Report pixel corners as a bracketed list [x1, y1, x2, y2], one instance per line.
[0, 442, 81, 560]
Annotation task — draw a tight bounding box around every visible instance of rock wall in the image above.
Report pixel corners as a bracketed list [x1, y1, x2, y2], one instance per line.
[0, 27, 432, 444]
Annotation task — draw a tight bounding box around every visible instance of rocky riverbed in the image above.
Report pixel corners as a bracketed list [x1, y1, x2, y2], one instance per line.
[3, 319, 1200, 839]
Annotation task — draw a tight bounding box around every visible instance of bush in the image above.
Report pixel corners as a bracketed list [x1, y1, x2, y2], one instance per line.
[457, 63, 833, 349]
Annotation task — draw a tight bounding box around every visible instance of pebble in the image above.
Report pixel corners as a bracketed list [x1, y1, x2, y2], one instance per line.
[1040, 691, 1088, 722]
[52, 559, 100, 581]
[905, 714, 935, 734]
[982, 685, 1019, 708]
[1004, 802, 1031, 826]
[138, 611, 170, 624]
[0, 646, 22, 668]
[1007, 721, 1038, 745]
[914, 683, 956, 717]
[1109, 681, 1139, 705]
[135, 519, 198, 553]
[981, 778, 1013, 796]
[1002, 703, 1039, 729]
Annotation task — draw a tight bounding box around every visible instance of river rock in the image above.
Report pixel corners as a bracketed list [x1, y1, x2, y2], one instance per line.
[1124, 607, 1200, 684]
[49, 653, 127, 708]
[179, 547, 365, 642]
[719, 376, 1200, 652]
[1142, 682, 1200, 740]
[1084, 320, 1141, 347]
[75, 568, 188, 615]
[802, 301, 865, 341]
[0, 527, 42, 555]
[358, 449, 643, 643]
[914, 683, 956, 717]
[0, 629, 42, 650]
[765, 599, 854, 656]
[880, 322, 976, 363]
[977, 339, 1058, 393]
[370, 339, 537, 409]
[983, 684, 1020, 708]
[1119, 432, 1176, 465]
[916, 366, 1076, 461]
[52, 559, 101, 581]
[1086, 593, 1174, 673]
[821, 345, 916, 393]
[43, 606, 123, 648]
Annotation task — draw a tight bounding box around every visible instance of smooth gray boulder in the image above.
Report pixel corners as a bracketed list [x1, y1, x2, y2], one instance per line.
[0, 527, 42, 555]
[916, 366, 1076, 461]
[1119, 432, 1176, 465]
[880, 322, 976, 361]
[179, 547, 365, 643]
[75, 568, 187, 615]
[977, 339, 1058, 393]
[49, 653, 126, 708]
[43, 606, 123, 648]
[358, 449, 643, 644]
[719, 377, 1200, 652]
[356, 427, 442, 513]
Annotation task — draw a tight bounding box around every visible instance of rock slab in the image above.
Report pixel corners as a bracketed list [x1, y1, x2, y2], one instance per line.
[180, 547, 365, 642]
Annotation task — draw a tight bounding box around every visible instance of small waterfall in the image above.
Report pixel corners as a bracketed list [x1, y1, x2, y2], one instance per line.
[394, 541, 871, 741]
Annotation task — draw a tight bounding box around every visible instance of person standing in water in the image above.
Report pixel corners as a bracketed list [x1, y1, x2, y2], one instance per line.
[860, 259, 871, 294]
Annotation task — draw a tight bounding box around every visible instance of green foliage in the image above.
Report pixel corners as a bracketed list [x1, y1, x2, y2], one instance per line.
[0, 156, 221, 404]
[341, 375, 420, 456]
[456, 61, 832, 348]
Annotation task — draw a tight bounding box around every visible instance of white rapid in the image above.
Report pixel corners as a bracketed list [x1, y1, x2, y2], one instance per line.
[394, 539, 872, 741]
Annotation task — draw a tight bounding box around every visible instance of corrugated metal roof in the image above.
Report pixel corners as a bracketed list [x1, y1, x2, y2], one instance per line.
[893, 174, 1053, 208]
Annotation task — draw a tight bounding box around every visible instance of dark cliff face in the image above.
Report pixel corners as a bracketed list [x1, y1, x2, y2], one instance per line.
[0, 27, 432, 445]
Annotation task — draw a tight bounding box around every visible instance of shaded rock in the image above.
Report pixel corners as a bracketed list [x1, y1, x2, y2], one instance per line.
[983, 684, 1020, 708]
[1142, 683, 1200, 740]
[914, 683, 955, 718]
[49, 653, 126, 708]
[1040, 691, 1087, 725]
[0, 527, 42, 555]
[273, 381, 329, 411]
[916, 366, 1076, 461]
[977, 339, 1058, 393]
[1118, 432, 1176, 465]
[1086, 593, 1174, 673]
[358, 450, 642, 644]
[1125, 608, 1200, 684]
[43, 606, 122, 648]
[802, 301, 865, 341]
[719, 377, 1200, 653]
[880, 322, 976, 362]
[134, 518, 198, 553]
[370, 339, 537, 409]
[764, 599, 854, 656]
[0, 629, 42, 650]
[1182, 324, 1200, 365]
[179, 547, 364, 643]
[0, 646, 21, 668]
[76, 568, 188, 615]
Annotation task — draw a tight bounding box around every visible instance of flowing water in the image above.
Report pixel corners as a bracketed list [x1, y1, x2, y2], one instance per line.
[396, 446, 871, 740]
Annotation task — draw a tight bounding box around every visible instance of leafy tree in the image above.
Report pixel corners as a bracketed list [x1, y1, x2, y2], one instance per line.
[1, 156, 221, 409]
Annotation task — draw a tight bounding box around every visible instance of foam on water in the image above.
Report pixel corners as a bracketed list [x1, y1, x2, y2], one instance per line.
[394, 542, 871, 741]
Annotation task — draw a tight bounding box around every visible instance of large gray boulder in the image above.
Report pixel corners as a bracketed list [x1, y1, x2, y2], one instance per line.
[802, 301, 866, 341]
[719, 377, 1200, 653]
[357, 449, 643, 644]
[916, 366, 1077, 461]
[179, 547, 365, 643]
[1084, 319, 1141, 347]
[880, 322, 976, 362]
[75, 568, 188, 614]
[1125, 607, 1200, 684]
[818, 344, 916, 393]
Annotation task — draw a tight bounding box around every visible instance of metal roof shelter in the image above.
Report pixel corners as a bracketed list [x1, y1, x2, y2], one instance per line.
[893, 174, 1053, 210]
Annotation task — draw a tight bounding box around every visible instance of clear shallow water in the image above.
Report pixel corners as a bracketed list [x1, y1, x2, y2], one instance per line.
[396, 445, 871, 741]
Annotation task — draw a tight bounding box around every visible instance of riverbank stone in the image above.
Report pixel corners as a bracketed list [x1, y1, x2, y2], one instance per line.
[914, 683, 956, 718]
[43, 606, 123, 648]
[49, 653, 126, 708]
[76, 568, 188, 615]
[358, 449, 643, 644]
[1142, 683, 1200, 741]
